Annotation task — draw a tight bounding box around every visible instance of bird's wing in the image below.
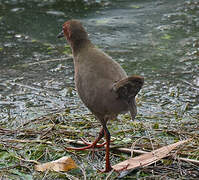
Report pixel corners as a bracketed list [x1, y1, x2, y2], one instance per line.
[112, 75, 144, 101]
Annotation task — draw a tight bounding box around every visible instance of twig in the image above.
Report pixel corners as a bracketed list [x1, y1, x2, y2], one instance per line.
[78, 165, 87, 180]
[42, 170, 49, 180]
[0, 139, 53, 145]
[178, 157, 199, 165]
[61, 172, 79, 180]
[0, 142, 22, 150]
[64, 138, 199, 165]
[0, 164, 22, 172]
[105, 169, 114, 180]
[20, 109, 67, 127]
[180, 79, 199, 90]
[130, 136, 148, 158]
[115, 147, 147, 155]
[14, 155, 39, 165]
[21, 57, 73, 67]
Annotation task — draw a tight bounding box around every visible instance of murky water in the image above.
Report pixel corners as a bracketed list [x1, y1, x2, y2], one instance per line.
[0, 0, 198, 129]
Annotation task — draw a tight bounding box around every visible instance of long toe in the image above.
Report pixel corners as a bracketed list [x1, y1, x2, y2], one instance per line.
[66, 144, 94, 151]
[81, 138, 107, 148]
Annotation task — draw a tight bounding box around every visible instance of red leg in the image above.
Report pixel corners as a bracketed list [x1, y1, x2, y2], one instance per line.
[100, 126, 112, 173]
[66, 128, 104, 150]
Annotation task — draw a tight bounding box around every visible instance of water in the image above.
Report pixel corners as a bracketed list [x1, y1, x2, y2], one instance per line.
[0, 0, 198, 129]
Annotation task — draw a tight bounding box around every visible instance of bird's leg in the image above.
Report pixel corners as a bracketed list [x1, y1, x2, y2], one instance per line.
[80, 128, 106, 148]
[99, 125, 112, 173]
[66, 128, 105, 150]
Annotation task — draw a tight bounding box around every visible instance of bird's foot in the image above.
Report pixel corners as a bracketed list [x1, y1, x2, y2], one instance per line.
[66, 144, 94, 151]
[66, 138, 104, 151]
[81, 138, 106, 148]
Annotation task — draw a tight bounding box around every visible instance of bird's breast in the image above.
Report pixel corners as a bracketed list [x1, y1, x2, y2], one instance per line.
[73, 47, 128, 114]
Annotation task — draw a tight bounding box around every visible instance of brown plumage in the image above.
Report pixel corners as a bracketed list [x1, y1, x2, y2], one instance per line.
[57, 19, 144, 172]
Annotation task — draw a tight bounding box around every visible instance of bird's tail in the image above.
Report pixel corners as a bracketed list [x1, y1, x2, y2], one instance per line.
[112, 75, 144, 102]
[112, 75, 144, 120]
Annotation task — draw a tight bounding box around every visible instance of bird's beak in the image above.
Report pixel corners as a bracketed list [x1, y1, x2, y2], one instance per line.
[57, 30, 64, 38]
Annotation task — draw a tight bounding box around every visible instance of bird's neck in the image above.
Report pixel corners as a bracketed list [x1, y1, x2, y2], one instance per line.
[70, 39, 92, 56]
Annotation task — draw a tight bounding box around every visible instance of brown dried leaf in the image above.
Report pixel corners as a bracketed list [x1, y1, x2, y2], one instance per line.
[112, 139, 190, 172]
[35, 156, 78, 172]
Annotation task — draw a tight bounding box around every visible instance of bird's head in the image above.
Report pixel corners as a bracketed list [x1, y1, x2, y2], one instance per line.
[57, 19, 88, 45]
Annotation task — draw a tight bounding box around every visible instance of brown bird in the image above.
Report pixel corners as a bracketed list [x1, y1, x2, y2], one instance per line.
[57, 19, 144, 172]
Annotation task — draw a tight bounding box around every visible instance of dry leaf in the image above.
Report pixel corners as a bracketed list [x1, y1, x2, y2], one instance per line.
[35, 156, 78, 172]
[113, 139, 190, 172]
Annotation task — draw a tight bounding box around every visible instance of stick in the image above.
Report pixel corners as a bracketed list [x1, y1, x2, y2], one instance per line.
[21, 56, 73, 66]
[64, 138, 199, 165]
[0, 139, 53, 145]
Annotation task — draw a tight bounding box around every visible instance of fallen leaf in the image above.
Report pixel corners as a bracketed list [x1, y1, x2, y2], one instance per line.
[35, 156, 78, 172]
[112, 139, 190, 172]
